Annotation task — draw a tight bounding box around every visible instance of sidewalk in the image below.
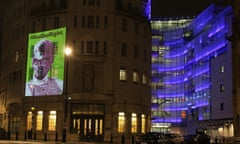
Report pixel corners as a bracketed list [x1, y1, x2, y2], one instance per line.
[0, 140, 103, 144]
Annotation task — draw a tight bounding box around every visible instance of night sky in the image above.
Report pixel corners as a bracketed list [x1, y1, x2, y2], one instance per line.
[151, 0, 214, 18]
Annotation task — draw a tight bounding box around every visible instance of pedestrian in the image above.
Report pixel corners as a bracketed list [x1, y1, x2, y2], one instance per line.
[222, 136, 225, 144]
[215, 136, 218, 144]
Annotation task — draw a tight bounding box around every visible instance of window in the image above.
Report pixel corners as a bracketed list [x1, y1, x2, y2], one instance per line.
[15, 51, 19, 62]
[73, 40, 76, 50]
[0, 93, 6, 105]
[86, 41, 93, 54]
[133, 71, 139, 83]
[142, 73, 147, 84]
[82, 16, 85, 28]
[42, 18, 46, 31]
[122, 18, 127, 32]
[220, 65, 224, 73]
[134, 46, 138, 59]
[104, 16, 108, 29]
[103, 41, 107, 55]
[128, 2, 132, 11]
[118, 112, 125, 133]
[134, 22, 139, 34]
[181, 110, 186, 119]
[144, 26, 147, 38]
[73, 15, 78, 28]
[48, 111, 56, 131]
[220, 84, 224, 92]
[47, 0, 53, 7]
[120, 68, 127, 81]
[95, 119, 98, 135]
[54, 16, 59, 28]
[220, 103, 224, 111]
[88, 0, 94, 5]
[81, 41, 85, 53]
[87, 16, 94, 28]
[36, 111, 43, 131]
[131, 113, 137, 133]
[141, 114, 146, 133]
[96, 0, 100, 5]
[27, 111, 33, 130]
[143, 49, 147, 62]
[95, 119, 103, 135]
[84, 119, 91, 135]
[32, 21, 36, 32]
[82, 0, 86, 5]
[121, 43, 127, 56]
[83, 64, 94, 92]
[96, 16, 99, 28]
[117, 0, 122, 10]
[95, 41, 99, 54]
[72, 118, 80, 133]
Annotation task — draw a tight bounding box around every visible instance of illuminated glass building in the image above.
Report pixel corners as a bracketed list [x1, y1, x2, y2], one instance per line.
[151, 4, 235, 136]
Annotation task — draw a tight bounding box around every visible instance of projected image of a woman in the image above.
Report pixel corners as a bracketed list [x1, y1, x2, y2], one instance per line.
[25, 39, 63, 96]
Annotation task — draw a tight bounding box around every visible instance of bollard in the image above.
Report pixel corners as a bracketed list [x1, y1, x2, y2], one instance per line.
[15, 132, 18, 140]
[55, 132, 58, 141]
[24, 132, 27, 140]
[44, 133, 47, 141]
[121, 135, 125, 144]
[29, 130, 32, 139]
[132, 135, 134, 144]
[110, 133, 113, 143]
[34, 132, 36, 140]
[7, 131, 10, 140]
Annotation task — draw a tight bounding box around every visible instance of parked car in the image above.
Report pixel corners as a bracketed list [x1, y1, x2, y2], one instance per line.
[136, 132, 169, 144]
[164, 133, 184, 144]
[195, 133, 210, 144]
[136, 132, 184, 144]
[183, 134, 198, 144]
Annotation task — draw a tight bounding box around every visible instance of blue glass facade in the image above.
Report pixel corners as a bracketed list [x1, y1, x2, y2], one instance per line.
[151, 4, 233, 132]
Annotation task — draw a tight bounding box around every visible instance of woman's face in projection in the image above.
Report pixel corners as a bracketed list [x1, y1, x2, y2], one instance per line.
[32, 41, 54, 80]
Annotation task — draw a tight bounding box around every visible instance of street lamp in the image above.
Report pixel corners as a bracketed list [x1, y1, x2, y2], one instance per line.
[30, 84, 36, 140]
[62, 47, 72, 142]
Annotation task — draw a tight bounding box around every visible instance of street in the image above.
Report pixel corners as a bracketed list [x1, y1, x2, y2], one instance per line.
[0, 140, 99, 144]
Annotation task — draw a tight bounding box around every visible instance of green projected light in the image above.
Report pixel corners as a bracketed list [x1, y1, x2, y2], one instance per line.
[25, 27, 66, 96]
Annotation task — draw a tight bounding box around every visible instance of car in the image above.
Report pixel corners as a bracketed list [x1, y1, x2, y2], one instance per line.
[164, 133, 184, 144]
[136, 132, 185, 144]
[183, 134, 198, 144]
[195, 133, 210, 144]
[135, 132, 170, 144]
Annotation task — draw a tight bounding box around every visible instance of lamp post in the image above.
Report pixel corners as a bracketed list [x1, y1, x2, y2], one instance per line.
[62, 47, 72, 142]
[30, 85, 36, 140]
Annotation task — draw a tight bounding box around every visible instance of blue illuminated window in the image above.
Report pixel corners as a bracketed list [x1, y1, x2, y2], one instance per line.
[220, 84, 225, 92]
[220, 65, 224, 73]
[220, 103, 224, 111]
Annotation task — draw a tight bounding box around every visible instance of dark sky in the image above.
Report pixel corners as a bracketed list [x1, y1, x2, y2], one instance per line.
[151, 0, 214, 18]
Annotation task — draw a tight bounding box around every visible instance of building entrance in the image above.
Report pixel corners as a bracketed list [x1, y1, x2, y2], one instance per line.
[72, 115, 104, 142]
[70, 103, 105, 142]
